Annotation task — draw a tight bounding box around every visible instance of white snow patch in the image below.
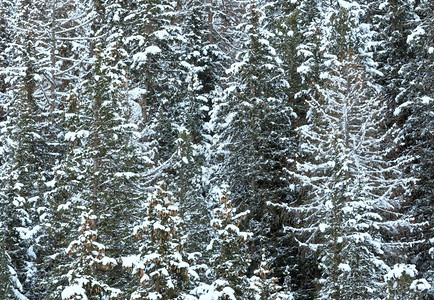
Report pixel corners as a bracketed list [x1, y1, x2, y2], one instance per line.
[384, 264, 417, 281]
[222, 287, 236, 300]
[154, 29, 169, 39]
[65, 130, 90, 142]
[45, 179, 56, 188]
[145, 45, 162, 55]
[319, 223, 329, 233]
[27, 246, 36, 260]
[206, 239, 215, 251]
[114, 172, 138, 179]
[338, 263, 351, 272]
[407, 26, 425, 44]
[62, 285, 88, 300]
[132, 46, 161, 63]
[338, 0, 359, 9]
[16, 225, 41, 241]
[121, 255, 140, 268]
[13, 290, 28, 300]
[297, 65, 310, 74]
[410, 279, 431, 292]
[394, 101, 413, 116]
[421, 96, 432, 104]
[128, 87, 147, 99]
[100, 256, 117, 267]
[57, 201, 71, 211]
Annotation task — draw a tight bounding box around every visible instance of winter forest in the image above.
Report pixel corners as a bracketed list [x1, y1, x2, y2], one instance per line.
[0, 0, 432, 299]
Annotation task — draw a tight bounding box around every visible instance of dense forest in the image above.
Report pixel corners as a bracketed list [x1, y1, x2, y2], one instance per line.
[0, 0, 432, 299]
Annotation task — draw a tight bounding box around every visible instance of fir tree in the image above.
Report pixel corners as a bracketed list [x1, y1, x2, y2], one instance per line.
[122, 186, 192, 299]
[286, 2, 418, 298]
[199, 188, 252, 299]
[62, 211, 121, 300]
[212, 1, 297, 262]
[249, 250, 292, 300]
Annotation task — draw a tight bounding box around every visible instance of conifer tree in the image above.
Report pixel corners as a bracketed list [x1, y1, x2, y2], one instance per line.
[197, 188, 252, 299]
[213, 1, 297, 254]
[390, 1, 434, 292]
[0, 83, 46, 299]
[249, 250, 292, 300]
[62, 211, 121, 300]
[52, 43, 148, 297]
[119, 0, 184, 161]
[0, 0, 13, 96]
[169, 0, 228, 261]
[122, 186, 192, 299]
[40, 93, 90, 298]
[81, 48, 146, 288]
[0, 237, 16, 298]
[289, 53, 402, 299]
[368, 1, 433, 294]
[0, 1, 54, 288]
[286, 2, 421, 298]
[384, 263, 431, 300]
[0, 169, 22, 298]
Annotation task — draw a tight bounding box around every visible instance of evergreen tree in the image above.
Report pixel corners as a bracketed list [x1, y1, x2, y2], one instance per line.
[384, 263, 431, 300]
[62, 211, 121, 300]
[286, 2, 420, 298]
[40, 93, 89, 298]
[212, 1, 297, 263]
[390, 1, 434, 294]
[368, 1, 433, 295]
[249, 250, 292, 300]
[0, 83, 46, 299]
[53, 46, 148, 297]
[197, 188, 252, 299]
[0, 236, 16, 298]
[170, 0, 228, 262]
[122, 186, 192, 299]
[0, 0, 13, 96]
[289, 53, 405, 299]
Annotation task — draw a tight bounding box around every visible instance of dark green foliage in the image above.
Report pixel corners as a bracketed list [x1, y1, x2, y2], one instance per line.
[0, 0, 432, 299]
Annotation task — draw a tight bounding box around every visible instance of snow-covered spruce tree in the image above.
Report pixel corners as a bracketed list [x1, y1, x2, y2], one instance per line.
[40, 94, 90, 299]
[0, 2, 16, 296]
[368, 0, 418, 121]
[0, 12, 54, 293]
[286, 3, 420, 298]
[0, 235, 16, 298]
[254, 1, 324, 296]
[119, 0, 184, 162]
[195, 188, 252, 299]
[212, 1, 297, 267]
[0, 98, 45, 300]
[367, 0, 433, 294]
[268, 0, 307, 118]
[289, 55, 395, 299]
[0, 135, 22, 299]
[389, 1, 434, 294]
[253, 1, 323, 295]
[0, 0, 13, 96]
[168, 0, 229, 262]
[62, 211, 121, 300]
[122, 186, 193, 299]
[84, 48, 145, 286]
[58, 45, 148, 298]
[248, 250, 293, 300]
[383, 263, 431, 300]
